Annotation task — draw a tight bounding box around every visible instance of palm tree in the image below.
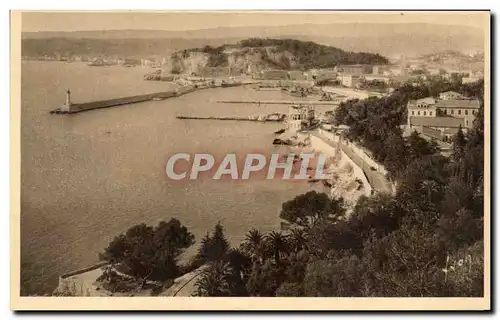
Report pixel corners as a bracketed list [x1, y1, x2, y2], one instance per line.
[421, 179, 439, 202]
[265, 231, 289, 265]
[241, 229, 265, 261]
[193, 261, 231, 297]
[288, 228, 307, 253]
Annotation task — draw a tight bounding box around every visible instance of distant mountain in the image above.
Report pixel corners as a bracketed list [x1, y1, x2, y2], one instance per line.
[21, 22, 484, 57]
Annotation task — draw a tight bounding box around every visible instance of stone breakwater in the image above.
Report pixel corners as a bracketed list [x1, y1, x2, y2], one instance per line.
[49, 82, 247, 115]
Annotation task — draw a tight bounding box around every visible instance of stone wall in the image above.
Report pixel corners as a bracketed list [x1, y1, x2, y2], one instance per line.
[55, 262, 109, 297]
[310, 133, 373, 197]
[341, 139, 388, 176]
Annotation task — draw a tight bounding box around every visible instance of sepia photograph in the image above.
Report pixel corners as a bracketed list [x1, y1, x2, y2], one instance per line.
[10, 10, 490, 310]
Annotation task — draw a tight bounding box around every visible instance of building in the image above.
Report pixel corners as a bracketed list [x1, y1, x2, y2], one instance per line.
[288, 105, 315, 132]
[372, 65, 390, 75]
[288, 70, 306, 81]
[336, 64, 373, 75]
[341, 74, 363, 88]
[260, 69, 289, 80]
[462, 76, 482, 84]
[364, 75, 391, 84]
[407, 96, 481, 142]
[439, 91, 467, 100]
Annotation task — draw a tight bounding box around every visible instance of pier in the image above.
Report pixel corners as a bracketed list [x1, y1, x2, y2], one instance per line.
[50, 87, 195, 114]
[176, 114, 286, 122]
[217, 100, 339, 106]
[49, 81, 246, 115]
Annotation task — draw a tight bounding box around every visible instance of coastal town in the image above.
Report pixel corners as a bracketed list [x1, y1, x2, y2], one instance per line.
[18, 11, 487, 306]
[50, 56, 483, 297]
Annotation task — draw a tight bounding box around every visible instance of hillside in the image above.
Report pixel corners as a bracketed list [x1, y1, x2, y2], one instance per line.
[21, 22, 485, 56]
[164, 38, 388, 75]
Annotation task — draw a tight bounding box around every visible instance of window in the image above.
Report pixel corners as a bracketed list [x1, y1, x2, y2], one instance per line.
[412, 111, 414, 115]
[444, 109, 447, 115]
[465, 110, 468, 115]
[458, 110, 461, 115]
[451, 109, 454, 115]
[466, 120, 469, 126]
[423, 111, 426, 116]
[472, 110, 476, 115]
[429, 111, 433, 116]
[418, 111, 420, 116]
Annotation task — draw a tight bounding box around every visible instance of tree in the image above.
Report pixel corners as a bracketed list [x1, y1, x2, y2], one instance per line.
[193, 262, 232, 297]
[99, 219, 195, 282]
[241, 229, 266, 261]
[303, 255, 364, 296]
[265, 231, 289, 265]
[196, 221, 230, 263]
[406, 131, 439, 161]
[226, 248, 251, 296]
[280, 191, 345, 228]
[452, 125, 467, 161]
[276, 282, 304, 297]
[383, 130, 409, 181]
[288, 228, 308, 253]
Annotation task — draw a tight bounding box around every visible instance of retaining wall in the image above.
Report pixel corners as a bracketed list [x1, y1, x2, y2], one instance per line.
[310, 133, 373, 197]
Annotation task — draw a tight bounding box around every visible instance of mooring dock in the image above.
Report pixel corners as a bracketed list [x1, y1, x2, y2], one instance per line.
[176, 114, 286, 122]
[217, 100, 339, 105]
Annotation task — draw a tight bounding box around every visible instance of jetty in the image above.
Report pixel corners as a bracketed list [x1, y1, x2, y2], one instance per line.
[49, 81, 247, 115]
[176, 113, 286, 122]
[217, 100, 339, 106]
[50, 86, 197, 115]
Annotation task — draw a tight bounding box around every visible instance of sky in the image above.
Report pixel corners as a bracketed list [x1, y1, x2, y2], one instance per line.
[21, 11, 489, 32]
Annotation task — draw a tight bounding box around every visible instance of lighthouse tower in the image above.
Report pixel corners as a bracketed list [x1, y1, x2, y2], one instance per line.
[61, 89, 72, 112]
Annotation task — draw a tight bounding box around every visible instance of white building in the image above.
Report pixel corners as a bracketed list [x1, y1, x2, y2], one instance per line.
[341, 74, 362, 88]
[462, 76, 482, 84]
[288, 105, 315, 132]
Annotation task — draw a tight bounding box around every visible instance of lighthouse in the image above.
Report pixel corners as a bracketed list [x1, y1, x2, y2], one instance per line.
[61, 89, 72, 113]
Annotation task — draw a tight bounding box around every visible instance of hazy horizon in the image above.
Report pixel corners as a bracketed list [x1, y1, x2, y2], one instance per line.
[21, 11, 488, 32]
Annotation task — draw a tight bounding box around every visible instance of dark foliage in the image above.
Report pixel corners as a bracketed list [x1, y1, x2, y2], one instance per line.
[99, 218, 195, 281]
[239, 38, 389, 69]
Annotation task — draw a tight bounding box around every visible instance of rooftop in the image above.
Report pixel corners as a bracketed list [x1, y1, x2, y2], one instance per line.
[440, 91, 463, 96]
[412, 97, 437, 105]
[409, 116, 464, 128]
[436, 99, 480, 109]
[408, 97, 480, 109]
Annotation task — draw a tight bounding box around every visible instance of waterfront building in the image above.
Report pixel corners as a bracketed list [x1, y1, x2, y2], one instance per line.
[288, 70, 306, 81]
[341, 74, 363, 88]
[372, 65, 390, 75]
[364, 75, 391, 84]
[260, 69, 289, 80]
[288, 105, 315, 132]
[407, 95, 480, 142]
[336, 64, 373, 75]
